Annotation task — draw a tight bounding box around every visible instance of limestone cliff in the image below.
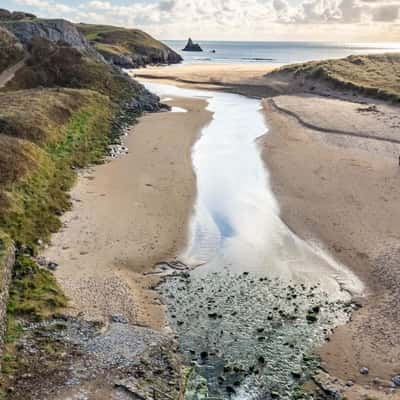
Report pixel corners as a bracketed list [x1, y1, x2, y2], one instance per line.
[1, 18, 101, 59]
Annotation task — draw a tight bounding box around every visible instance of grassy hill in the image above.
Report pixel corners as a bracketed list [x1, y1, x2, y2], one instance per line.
[267, 53, 400, 103]
[77, 23, 182, 67]
[0, 12, 165, 381]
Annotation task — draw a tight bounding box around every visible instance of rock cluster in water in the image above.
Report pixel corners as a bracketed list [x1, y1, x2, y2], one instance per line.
[161, 271, 354, 399]
[182, 38, 203, 52]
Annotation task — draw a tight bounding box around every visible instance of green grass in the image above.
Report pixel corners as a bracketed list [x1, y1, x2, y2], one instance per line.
[272, 53, 400, 103]
[76, 23, 181, 64]
[0, 89, 113, 249]
[7, 255, 67, 320]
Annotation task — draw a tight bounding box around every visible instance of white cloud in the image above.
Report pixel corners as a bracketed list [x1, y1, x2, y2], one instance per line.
[9, 0, 400, 40]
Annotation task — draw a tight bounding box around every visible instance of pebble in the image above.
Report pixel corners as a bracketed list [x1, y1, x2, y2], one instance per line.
[392, 375, 400, 387]
[110, 314, 128, 324]
[360, 367, 369, 375]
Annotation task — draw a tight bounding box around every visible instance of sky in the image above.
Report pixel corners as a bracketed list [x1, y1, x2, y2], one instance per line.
[1, 0, 400, 41]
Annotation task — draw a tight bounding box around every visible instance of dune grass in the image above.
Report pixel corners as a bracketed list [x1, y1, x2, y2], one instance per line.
[273, 53, 400, 103]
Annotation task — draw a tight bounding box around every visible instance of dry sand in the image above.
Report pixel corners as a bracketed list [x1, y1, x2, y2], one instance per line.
[132, 63, 277, 96]
[42, 97, 212, 331]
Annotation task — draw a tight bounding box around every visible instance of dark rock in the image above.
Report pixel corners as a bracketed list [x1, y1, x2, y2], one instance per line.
[392, 375, 400, 386]
[226, 386, 236, 395]
[182, 37, 203, 52]
[200, 351, 208, 359]
[47, 261, 58, 271]
[0, 9, 36, 20]
[360, 367, 369, 375]
[111, 314, 128, 324]
[0, 9, 11, 19]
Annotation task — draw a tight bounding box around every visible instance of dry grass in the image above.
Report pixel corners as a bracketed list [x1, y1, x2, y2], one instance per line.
[0, 27, 24, 73]
[3, 38, 144, 103]
[272, 53, 400, 103]
[0, 89, 86, 145]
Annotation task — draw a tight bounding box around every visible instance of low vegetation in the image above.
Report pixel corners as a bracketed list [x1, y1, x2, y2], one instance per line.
[77, 23, 182, 66]
[4, 38, 143, 103]
[0, 27, 24, 73]
[271, 53, 400, 103]
[0, 18, 151, 385]
[0, 88, 113, 248]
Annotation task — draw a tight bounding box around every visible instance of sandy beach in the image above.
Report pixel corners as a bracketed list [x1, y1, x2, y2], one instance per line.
[42, 96, 212, 331]
[133, 63, 400, 398]
[37, 61, 400, 398]
[261, 97, 400, 390]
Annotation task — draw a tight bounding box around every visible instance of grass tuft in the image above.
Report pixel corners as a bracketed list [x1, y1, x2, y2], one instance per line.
[271, 53, 400, 103]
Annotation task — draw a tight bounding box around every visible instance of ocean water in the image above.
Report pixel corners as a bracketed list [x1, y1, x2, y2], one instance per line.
[165, 40, 400, 65]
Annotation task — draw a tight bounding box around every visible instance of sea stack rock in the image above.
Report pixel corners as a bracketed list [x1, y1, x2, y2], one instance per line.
[182, 37, 203, 52]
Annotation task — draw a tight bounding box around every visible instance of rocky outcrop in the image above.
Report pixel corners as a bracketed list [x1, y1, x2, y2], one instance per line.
[76, 24, 182, 68]
[103, 49, 181, 68]
[182, 38, 202, 52]
[0, 9, 36, 21]
[2, 18, 101, 59]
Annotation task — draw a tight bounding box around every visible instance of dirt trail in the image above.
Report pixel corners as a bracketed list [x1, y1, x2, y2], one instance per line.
[0, 58, 25, 88]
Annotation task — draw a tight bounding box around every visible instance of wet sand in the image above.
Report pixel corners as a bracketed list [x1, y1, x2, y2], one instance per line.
[261, 98, 400, 393]
[137, 64, 400, 397]
[132, 63, 277, 97]
[42, 97, 212, 331]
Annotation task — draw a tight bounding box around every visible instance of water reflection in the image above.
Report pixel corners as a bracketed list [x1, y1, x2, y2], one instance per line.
[142, 81, 363, 300]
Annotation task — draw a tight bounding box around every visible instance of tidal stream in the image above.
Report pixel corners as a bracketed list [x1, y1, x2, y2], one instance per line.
[142, 81, 363, 399]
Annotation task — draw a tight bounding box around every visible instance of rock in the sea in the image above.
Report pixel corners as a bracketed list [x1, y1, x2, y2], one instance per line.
[182, 37, 203, 52]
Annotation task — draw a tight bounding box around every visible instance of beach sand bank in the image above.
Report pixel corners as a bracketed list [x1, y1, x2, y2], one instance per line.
[41, 96, 212, 331]
[261, 97, 400, 392]
[135, 63, 400, 397]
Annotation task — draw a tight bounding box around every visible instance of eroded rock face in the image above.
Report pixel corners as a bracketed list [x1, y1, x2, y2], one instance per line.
[2, 19, 100, 59]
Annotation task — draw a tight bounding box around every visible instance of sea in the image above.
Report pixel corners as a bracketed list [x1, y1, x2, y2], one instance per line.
[165, 40, 400, 65]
